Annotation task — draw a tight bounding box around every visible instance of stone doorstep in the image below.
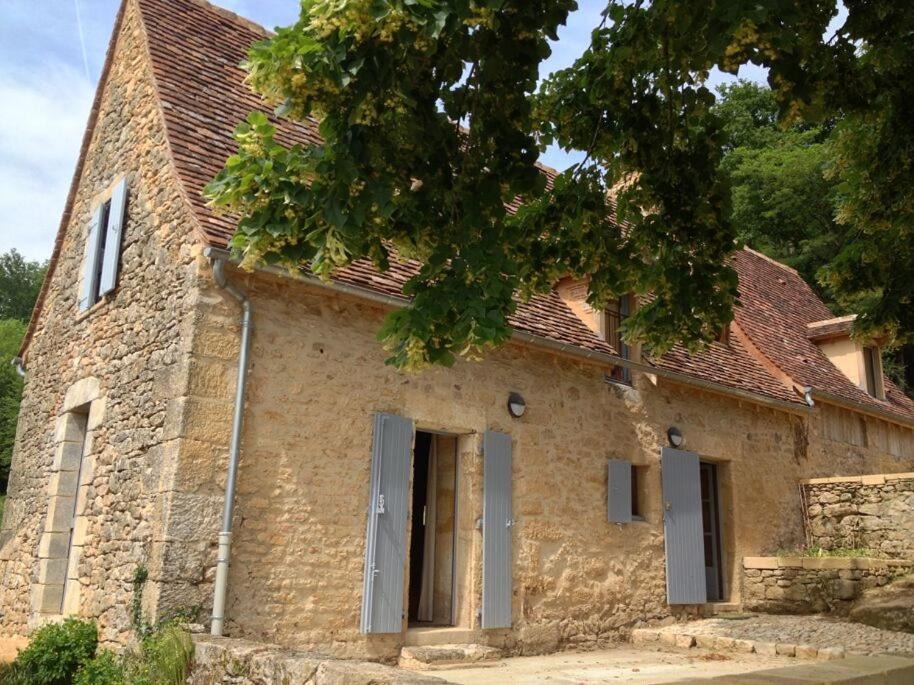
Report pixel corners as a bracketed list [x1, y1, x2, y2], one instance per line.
[631, 628, 847, 661]
[398, 644, 502, 671]
[686, 655, 914, 684]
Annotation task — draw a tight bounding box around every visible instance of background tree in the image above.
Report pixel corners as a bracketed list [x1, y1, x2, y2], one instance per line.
[0, 249, 46, 500]
[0, 249, 46, 322]
[206, 0, 914, 371]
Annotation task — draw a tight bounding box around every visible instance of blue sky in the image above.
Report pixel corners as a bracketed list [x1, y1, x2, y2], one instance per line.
[0, 1, 763, 261]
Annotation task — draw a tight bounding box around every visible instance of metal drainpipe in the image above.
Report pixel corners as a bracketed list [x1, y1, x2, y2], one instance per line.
[209, 258, 252, 637]
[10, 357, 25, 378]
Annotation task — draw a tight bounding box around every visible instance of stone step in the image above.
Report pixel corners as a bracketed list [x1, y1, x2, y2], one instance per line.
[404, 627, 479, 646]
[398, 644, 502, 671]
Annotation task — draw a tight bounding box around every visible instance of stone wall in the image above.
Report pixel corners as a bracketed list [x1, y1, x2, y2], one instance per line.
[184, 265, 914, 661]
[801, 473, 914, 558]
[0, 0, 203, 641]
[742, 557, 914, 614]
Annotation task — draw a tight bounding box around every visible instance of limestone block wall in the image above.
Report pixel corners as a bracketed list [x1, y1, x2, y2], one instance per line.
[183, 266, 891, 661]
[0, 0, 203, 641]
[801, 474, 914, 558]
[742, 556, 914, 614]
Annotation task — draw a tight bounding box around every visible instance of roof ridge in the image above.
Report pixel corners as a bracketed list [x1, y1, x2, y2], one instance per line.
[741, 246, 800, 276]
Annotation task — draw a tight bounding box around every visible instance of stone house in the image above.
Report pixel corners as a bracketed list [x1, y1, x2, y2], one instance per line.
[1, 0, 913, 662]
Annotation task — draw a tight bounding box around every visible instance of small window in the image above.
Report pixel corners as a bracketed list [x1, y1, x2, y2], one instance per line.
[630, 465, 643, 520]
[79, 178, 128, 312]
[863, 347, 879, 397]
[606, 296, 632, 384]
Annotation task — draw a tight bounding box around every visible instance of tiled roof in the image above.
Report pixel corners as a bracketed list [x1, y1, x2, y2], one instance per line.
[28, 0, 912, 423]
[732, 250, 914, 420]
[806, 316, 856, 343]
[133, 0, 914, 420]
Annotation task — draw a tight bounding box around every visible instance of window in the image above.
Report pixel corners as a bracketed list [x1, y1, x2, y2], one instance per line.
[79, 178, 128, 312]
[606, 296, 632, 384]
[630, 465, 645, 520]
[863, 346, 879, 397]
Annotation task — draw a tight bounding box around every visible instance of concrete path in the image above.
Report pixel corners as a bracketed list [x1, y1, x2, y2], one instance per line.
[436, 645, 914, 684]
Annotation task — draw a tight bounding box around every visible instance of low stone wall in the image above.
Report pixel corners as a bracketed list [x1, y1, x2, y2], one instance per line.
[801, 473, 914, 558]
[189, 636, 444, 685]
[742, 557, 914, 614]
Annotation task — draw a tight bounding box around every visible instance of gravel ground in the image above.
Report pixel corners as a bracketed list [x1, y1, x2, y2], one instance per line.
[655, 615, 914, 656]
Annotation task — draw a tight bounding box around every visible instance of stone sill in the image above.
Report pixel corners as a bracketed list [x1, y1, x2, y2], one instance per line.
[799, 472, 914, 486]
[743, 556, 914, 571]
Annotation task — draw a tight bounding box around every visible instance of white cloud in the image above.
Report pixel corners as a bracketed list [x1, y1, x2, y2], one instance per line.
[0, 62, 93, 261]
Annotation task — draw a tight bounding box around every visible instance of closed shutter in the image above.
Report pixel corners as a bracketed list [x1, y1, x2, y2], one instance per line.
[78, 205, 106, 312]
[482, 430, 512, 629]
[99, 178, 128, 297]
[661, 447, 706, 604]
[607, 459, 632, 523]
[360, 412, 413, 634]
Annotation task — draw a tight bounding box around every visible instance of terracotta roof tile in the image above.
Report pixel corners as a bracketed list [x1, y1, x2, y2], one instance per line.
[126, 0, 911, 419]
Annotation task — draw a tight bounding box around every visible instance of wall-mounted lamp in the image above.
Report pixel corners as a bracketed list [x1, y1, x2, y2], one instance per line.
[667, 426, 683, 448]
[507, 392, 526, 418]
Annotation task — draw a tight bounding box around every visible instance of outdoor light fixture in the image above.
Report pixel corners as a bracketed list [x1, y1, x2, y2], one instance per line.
[507, 392, 527, 418]
[667, 426, 684, 448]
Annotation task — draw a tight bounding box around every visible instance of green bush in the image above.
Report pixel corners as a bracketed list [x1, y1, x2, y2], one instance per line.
[72, 651, 124, 685]
[124, 623, 194, 685]
[11, 618, 97, 685]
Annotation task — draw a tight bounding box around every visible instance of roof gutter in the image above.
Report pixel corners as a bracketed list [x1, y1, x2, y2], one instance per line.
[806, 387, 914, 430]
[202, 247, 808, 416]
[10, 357, 25, 379]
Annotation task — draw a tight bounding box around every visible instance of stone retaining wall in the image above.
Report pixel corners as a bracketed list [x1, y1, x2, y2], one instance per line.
[742, 556, 914, 614]
[801, 473, 914, 558]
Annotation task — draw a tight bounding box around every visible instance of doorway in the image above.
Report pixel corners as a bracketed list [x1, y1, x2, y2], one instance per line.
[408, 431, 458, 626]
[699, 461, 724, 601]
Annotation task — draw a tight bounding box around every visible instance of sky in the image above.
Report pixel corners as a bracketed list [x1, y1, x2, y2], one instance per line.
[0, 0, 764, 262]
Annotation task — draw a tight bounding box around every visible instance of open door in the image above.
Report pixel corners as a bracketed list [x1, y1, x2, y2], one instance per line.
[661, 447, 707, 605]
[482, 430, 512, 629]
[360, 413, 414, 634]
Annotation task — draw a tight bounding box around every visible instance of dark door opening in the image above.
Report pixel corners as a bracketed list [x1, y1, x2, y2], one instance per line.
[408, 431, 458, 625]
[700, 462, 724, 601]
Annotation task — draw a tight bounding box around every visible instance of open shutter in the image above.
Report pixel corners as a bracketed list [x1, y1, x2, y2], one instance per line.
[360, 412, 413, 634]
[482, 430, 512, 629]
[78, 205, 106, 312]
[607, 459, 632, 523]
[99, 178, 127, 297]
[661, 447, 707, 604]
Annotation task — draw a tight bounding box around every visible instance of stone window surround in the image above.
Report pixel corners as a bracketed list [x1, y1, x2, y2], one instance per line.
[31, 377, 105, 625]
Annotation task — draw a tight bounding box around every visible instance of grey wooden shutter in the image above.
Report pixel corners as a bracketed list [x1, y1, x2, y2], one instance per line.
[99, 178, 128, 296]
[78, 205, 106, 312]
[360, 412, 413, 634]
[482, 430, 512, 629]
[607, 459, 632, 523]
[660, 447, 707, 604]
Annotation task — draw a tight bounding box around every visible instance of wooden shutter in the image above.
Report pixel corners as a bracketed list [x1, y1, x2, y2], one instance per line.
[482, 430, 513, 629]
[360, 412, 413, 634]
[661, 447, 707, 604]
[607, 459, 632, 523]
[78, 205, 106, 312]
[99, 178, 128, 297]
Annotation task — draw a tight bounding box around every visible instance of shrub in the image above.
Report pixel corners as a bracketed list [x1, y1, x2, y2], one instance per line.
[12, 618, 97, 685]
[124, 622, 194, 685]
[72, 651, 124, 685]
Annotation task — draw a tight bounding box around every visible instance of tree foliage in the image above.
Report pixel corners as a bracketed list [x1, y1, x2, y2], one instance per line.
[0, 318, 26, 493]
[207, 0, 914, 368]
[0, 249, 46, 323]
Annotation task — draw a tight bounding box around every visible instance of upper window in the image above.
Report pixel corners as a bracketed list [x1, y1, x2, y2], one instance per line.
[863, 346, 882, 398]
[78, 178, 128, 312]
[606, 296, 632, 384]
